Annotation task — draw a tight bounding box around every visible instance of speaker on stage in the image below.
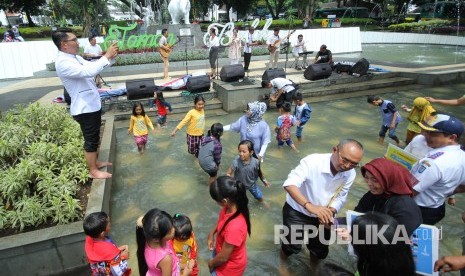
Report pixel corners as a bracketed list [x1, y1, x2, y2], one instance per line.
[261, 68, 286, 83]
[220, 64, 245, 82]
[350, 58, 370, 76]
[126, 78, 156, 100]
[304, 63, 332, 81]
[186, 75, 211, 93]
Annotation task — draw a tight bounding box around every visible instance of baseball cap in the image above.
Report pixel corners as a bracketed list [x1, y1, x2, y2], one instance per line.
[418, 114, 464, 136]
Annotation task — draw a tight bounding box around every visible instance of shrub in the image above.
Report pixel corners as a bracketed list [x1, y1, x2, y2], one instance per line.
[0, 26, 83, 39]
[0, 103, 87, 232]
[387, 19, 451, 32]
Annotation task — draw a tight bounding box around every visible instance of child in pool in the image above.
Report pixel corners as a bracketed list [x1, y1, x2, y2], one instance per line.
[128, 102, 155, 155]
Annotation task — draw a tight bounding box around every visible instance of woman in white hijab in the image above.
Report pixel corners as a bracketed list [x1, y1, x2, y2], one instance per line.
[223, 101, 271, 161]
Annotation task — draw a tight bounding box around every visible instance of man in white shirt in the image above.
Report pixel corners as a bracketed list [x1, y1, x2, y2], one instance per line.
[411, 114, 465, 225]
[280, 139, 364, 265]
[405, 133, 432, 159]
[83, 36, 103, 58]
[158, 29, 170, 80]
[243, 27, 258, 72]
[267, 28, 281, 69]
[262, 77, 297, 109]
[52, 28, 118, 179]
[405, 133, 458, 207]
[292, 34, 307, 70]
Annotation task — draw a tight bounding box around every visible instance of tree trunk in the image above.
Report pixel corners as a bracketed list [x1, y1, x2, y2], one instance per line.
[309, 0, 316, 23]
[83, 12, 93, 38]
[264, 0, 276, 19]
[25, 11, 37, 27]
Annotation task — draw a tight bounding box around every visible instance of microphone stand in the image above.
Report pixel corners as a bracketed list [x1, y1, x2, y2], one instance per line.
[179, 35, 193, 75]
[282, 42, 291, 73]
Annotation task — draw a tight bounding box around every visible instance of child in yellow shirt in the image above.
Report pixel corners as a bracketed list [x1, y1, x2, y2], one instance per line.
[172, 214, 199, 276]
[128, 102, 155, 155]
[170, 95, 206, 158]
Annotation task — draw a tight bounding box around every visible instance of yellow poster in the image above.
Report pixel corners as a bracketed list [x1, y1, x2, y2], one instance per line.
[385, 143, 419, 170]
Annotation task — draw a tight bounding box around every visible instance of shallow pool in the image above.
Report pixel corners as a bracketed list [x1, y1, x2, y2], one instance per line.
[337, 44, 465, 67]
[109, 84, 465, 275]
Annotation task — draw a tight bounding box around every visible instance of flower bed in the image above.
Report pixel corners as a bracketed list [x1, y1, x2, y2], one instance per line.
[0, 103, 88, 235]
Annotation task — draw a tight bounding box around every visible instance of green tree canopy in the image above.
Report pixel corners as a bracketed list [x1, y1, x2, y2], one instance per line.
[0, 0, 46, 27]
[51, 0, 110, 36]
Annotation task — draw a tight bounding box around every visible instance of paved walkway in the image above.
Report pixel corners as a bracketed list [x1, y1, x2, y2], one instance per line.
[1, 53, 465, 112]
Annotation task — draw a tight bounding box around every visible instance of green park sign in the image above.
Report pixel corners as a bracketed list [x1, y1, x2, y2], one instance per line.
[103, 23, 177, 50]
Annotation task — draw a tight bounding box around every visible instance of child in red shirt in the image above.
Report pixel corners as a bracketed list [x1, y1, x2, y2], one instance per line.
[83, 212, 131, 276]
[152, 91, 172, 128]
[207, 176, 251, 276]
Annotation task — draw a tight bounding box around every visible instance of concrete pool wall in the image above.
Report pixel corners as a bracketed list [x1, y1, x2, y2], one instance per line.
[0, 118, 116, 276]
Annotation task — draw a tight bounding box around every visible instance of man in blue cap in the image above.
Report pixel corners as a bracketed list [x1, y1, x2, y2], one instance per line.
[411, 113, 465, 225]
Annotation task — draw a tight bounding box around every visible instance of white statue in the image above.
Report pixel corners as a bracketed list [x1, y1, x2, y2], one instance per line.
[142, 6, 155, 28]
[168, 0, 191, 24]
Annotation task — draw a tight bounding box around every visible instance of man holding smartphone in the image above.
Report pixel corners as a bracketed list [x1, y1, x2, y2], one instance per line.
[52, 28, 119, 179]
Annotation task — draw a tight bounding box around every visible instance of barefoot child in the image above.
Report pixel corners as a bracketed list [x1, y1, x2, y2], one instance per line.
[367, 95, 403, 146]
[136, 208, 194, 276]
[199, 123, 224, 186]
[401, 97, 435, 144]
[208, 176, 251, 275]
[83, 212, 131, 276]
[171, 95, 206, 159]
[173, 214, 199, 276]
[292, 92, 312, 143]
[275, 102, 299, 152]
[227, 140, 271, 202]
[128, 102, 156, 155]
[152, 91, 172, 129]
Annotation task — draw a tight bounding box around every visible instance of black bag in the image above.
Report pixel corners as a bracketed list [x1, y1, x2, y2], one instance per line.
[290, 80, 299, 90]
[334, 63, 353, 74]
[186, 75, 211, 93]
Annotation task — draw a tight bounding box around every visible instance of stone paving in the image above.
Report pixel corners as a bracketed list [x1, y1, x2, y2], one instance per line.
[2, 53, 465, 112]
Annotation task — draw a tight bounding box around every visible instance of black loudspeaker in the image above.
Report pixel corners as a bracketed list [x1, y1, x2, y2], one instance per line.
[186, 75, 211, 93]
[220, 64, 245, 82]
[63, 88, 71, 105]
[304, 63, 332, 81]
[351, 58, 370, 76]
[126, 78, 156, 100]
[261, 68, 286, 83]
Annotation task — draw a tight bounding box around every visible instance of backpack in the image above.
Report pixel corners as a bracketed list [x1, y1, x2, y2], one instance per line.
[290, 80, 299, 91]
[278, 116, 292, 141]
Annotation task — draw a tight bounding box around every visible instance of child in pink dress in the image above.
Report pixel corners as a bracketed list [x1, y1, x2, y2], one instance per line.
[136, 208, 195, 276]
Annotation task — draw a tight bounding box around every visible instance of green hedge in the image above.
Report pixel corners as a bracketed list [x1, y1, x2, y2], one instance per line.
[0, 104, 87, 232]
[41, 46, 270, 69]
[1, 26, 83, 39]
[199, 18, 376, 31]
[387, 19, 451, 32]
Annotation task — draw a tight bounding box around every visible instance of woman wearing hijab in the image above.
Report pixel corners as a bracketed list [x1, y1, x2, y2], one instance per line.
[354, 158, 422, 236]
[401, 97, 436, 144]
[223, 101, 271, 161]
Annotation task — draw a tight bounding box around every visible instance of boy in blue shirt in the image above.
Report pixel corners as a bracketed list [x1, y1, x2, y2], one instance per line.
[292, 92, 312, 143]
[367, 95, 403, 146]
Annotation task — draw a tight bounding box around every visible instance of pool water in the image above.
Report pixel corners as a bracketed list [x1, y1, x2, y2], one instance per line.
[337, 44, 465, 67]
[109, 84, 465, 275]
